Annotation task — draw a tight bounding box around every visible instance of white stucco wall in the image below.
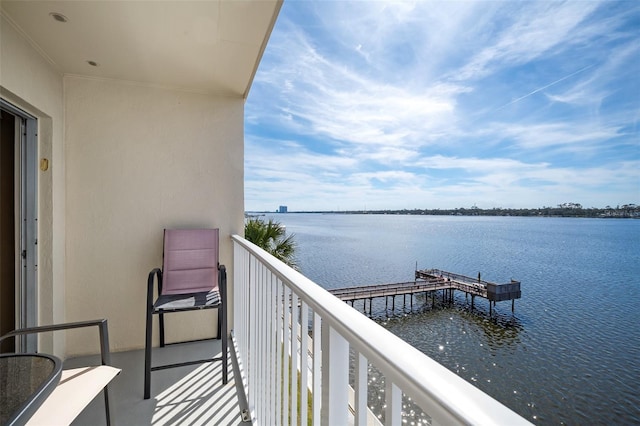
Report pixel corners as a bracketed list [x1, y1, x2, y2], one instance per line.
[63, 77, 245, 354]
[2, 12, 245, 357]
[1, 14, 65, 356]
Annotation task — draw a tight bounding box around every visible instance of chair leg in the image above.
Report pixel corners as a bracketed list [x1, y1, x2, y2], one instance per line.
[103, 385, 112, 426]
[159, 313, 165, 347]
[221, 304, 228, 384]
[144, 308, 153, 399]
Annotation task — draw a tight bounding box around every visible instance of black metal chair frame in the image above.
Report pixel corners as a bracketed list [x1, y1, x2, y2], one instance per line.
[144, 264, 228, 400]
[0, 319, 115, 425]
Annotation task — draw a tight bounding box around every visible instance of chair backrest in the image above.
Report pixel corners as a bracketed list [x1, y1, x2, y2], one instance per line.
[162, 229, 219, 295]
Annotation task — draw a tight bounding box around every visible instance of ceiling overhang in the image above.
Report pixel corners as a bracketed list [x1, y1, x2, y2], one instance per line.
[1, 0, 282, 97]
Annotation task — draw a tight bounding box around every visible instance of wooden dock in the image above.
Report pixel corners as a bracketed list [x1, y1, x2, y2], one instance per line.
[329, 268, 521, 316]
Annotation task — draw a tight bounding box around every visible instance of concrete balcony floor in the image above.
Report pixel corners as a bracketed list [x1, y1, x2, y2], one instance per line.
[66, 340, 243, 425]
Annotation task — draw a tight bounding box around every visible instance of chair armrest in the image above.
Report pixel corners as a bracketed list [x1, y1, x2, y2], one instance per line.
[148, 267, 162, 301]
[0, 319, 112, 366]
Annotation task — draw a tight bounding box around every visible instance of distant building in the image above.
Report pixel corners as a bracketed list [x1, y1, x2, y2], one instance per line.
[278, 205, 288, 213]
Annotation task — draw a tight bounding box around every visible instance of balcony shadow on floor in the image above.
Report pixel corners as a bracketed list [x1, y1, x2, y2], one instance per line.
[67, 340, 243, 425]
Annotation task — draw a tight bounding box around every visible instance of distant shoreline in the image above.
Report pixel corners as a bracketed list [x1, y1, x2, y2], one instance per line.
[248, 205, 640, 219]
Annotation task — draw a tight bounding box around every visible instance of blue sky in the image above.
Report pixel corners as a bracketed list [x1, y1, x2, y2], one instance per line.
[245, 1, 639, 211]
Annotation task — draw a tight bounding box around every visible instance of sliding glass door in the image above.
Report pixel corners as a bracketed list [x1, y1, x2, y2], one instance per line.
[1, 99, 38, 352]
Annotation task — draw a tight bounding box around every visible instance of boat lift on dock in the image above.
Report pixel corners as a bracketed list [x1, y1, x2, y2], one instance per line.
[329, 268, 521, 316]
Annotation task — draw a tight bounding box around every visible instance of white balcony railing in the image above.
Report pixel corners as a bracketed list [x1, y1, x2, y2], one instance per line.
[232, 235, 531, 426]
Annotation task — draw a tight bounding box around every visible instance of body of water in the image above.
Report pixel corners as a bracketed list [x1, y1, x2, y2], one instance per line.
[263, 213, 640, 425]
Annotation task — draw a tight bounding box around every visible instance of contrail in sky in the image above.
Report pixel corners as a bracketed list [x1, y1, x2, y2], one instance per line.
[494, 64, 594, 112]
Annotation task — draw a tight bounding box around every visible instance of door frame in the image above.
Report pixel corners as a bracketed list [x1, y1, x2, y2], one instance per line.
[1, 98, 38, 352]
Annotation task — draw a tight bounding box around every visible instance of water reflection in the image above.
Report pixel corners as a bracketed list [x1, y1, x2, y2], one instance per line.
[350, 289, 524, 348]
[340, 290, 528, 423]
[348, 349, 432, 425]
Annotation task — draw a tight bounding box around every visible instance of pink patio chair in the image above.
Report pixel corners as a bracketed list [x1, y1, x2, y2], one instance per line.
[144, 229, 227, 399]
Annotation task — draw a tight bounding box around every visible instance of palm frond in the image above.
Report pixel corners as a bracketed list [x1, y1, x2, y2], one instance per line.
[244, 217, 298, 269]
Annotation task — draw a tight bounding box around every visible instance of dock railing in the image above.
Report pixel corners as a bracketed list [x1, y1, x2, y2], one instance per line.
[329, 280, 448, 301]
[232, 235, 531, 426]
[418, 268, 491, 286]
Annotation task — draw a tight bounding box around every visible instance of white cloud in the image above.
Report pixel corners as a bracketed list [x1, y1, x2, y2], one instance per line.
[454, 2, 602, 81]
[546, 38, 640, 107]
[490, 122, 626, 151]
[245, 137, 358, 177]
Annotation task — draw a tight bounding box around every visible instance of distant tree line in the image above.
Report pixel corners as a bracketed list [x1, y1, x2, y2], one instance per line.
[319, 204, 640, 218]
